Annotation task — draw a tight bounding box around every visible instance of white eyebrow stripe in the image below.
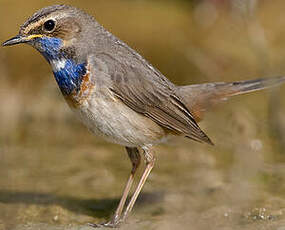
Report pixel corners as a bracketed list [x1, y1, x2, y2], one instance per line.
[22, 13, 67, 34]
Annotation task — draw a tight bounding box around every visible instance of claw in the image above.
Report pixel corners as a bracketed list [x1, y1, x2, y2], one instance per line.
[87, 220, 122, 228]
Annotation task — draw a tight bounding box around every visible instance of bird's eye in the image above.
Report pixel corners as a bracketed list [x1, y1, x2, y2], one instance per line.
[43, 20, 56, 32]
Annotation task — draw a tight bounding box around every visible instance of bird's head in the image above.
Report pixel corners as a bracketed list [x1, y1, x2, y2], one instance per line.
[2, 5, 96, 63]
[2, 5, 99, 95]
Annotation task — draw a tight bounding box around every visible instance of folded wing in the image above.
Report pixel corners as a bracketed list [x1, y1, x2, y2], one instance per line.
[92, 53, 213, 145]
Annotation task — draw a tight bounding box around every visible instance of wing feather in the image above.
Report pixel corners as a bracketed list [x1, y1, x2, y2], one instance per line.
[92, 52, 214, 145]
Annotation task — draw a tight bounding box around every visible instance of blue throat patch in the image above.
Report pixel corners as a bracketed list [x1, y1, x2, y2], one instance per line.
[54, 60, 87, 96]
[36, 37, 87, 96]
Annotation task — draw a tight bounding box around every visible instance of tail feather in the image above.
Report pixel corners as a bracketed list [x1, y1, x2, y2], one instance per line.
[176, 76, 285, 122]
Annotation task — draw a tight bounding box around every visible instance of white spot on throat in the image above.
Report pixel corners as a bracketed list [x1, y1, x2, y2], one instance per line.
[50, 59, 66, 72]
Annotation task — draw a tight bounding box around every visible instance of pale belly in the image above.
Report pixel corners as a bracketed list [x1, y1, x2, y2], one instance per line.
[70, 95, 167, 147]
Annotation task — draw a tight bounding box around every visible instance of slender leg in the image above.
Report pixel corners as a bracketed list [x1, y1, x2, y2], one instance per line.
[111, 147, 141, 222]
[121, 146, 155, 222]
[89, 147, 141, 228]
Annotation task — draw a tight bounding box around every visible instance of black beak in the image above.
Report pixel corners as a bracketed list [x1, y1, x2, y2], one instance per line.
[2, 35, 27, 47]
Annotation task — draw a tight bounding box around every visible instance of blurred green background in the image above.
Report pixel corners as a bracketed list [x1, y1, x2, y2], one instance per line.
[1, 0, 285, 229]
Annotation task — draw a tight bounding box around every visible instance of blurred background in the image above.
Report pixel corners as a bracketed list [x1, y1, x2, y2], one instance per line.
[1, 0, 285, 229]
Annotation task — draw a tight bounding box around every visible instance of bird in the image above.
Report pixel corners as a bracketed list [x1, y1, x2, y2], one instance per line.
[2, 4, 285, 228]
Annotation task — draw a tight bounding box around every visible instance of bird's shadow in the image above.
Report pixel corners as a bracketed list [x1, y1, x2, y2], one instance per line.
[0, 189, 164, 219]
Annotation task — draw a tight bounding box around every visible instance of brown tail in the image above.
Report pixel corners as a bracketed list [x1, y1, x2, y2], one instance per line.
[176, 76, 285, 122]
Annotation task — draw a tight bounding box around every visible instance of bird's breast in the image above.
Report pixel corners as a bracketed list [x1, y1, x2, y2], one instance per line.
[64, 65, 96, 108]
[51, 58, 168, 147]
[51, 58, 93, 106]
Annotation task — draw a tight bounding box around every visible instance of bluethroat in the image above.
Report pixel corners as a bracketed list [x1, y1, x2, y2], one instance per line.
[2, 5, 285, 228]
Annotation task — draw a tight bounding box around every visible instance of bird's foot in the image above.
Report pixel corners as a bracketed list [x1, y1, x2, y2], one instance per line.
[88, 217, 122, 228]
